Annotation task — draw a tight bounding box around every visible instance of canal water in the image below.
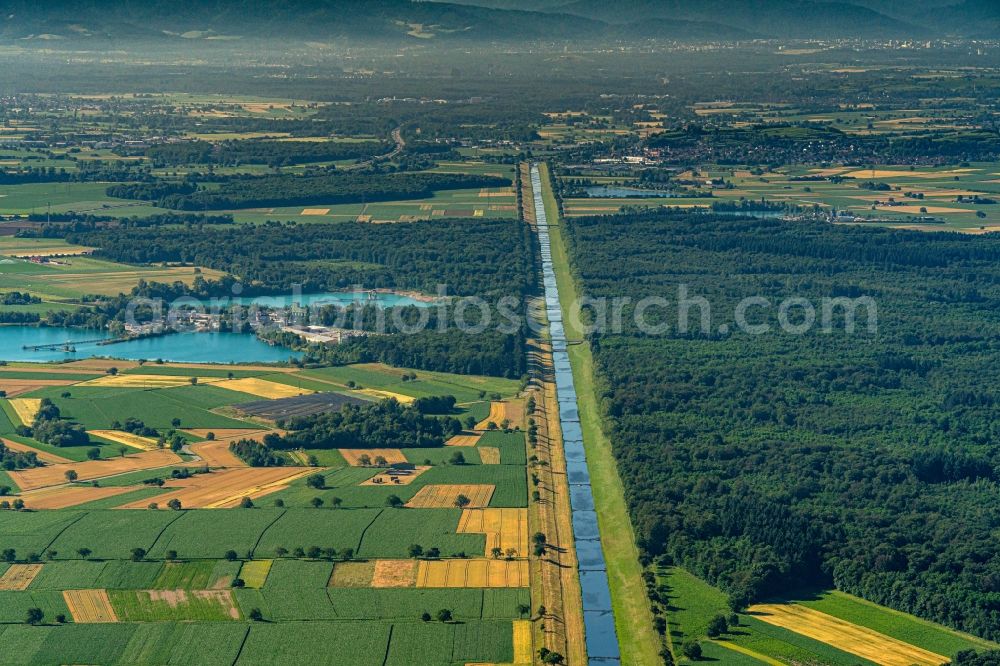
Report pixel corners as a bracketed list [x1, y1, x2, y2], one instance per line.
[532, 164, 621, 664]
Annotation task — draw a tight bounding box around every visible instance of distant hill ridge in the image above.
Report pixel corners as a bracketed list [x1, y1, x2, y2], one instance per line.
[0, 0, 989, 42]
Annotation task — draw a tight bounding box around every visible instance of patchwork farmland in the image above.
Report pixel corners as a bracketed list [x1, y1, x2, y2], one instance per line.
[0, 360, 545, 663]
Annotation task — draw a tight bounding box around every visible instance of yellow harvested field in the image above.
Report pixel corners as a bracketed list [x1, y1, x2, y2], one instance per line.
[749, 604, 948, 666]
[446, 433, 482, 447]
[458, 508, 528, 557]
[64, 589, 118, 623]
[10, 449, 185, 491]
[358, 388, 415, 404]
[78, 374, 218, 388]
[339, 448, 407, 467]
[476, 400, 524, 430]
[89, 430, 160, 451]
[117, 466, 317, 509]
[0, 564, 43, 591]
[809, 167, 852, 176]
[9, 398, 41, 426]
[416, 559, 529, 588]
[407, 484, 495, 509]
[301, 208, 330, 215]
[214, 377, 314, 399]
[373, 560, 418, 588]
[21, 484, 142, 510]
[238, 560, 273, 588]
[478, 447, 501, 464]
[476, 402, 508, 430]
[361, 466, 430, 486]
[513, 620, 532, 664]
[1, 438, 72, 464]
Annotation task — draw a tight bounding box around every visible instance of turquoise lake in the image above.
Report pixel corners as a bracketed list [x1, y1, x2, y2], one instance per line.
[0, 327, 298, 363]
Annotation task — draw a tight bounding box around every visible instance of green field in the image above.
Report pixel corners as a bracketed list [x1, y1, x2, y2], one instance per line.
[298, 363, 521, 403]
[25, 384, 258, 429]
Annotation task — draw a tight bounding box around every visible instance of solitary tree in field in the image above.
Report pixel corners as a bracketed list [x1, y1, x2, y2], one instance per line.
[273, 499, 284, 508]
[166, 550, 178, 561]
[517, 604, 530, 618]
[274, 547, 288, 558]
[329, 496, 343, 509]
[25, 608, 43, 625]
[224, 550, 238, 561]
[449, 451, 466, 465]
[106, 367, 118, 376]
[386, 495, 403, 508]
[76, 548, 91, 560]
[421, 611, 431, 622]
[436, 609, 453, 623]
[310, 497, 324, 508]
[454, 494, 471, 508]
[358, 454, 372, 467]
[306, 474, 325, 490]
[86, 448, 100, 460]
[248, 608, 263, 622]
[240, 497, 254, 509]
[408, 544, 423, 558]
[167, 499, 182, 511]
[491, 547, 503, 560]
[131, 548, 146, 562]
[682, 640, 702, 661]
[64, 470, 78, 483]
[706, 614, 728, 638]
[374, 456, 388, 467]
[119, 446, 128, 458]
[1, 549, 14, 563]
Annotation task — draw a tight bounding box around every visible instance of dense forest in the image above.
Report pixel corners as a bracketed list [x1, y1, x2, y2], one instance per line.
[269, 399, 462, 451]
[108, 172, 507, 210]
[562, 210, 1000, 639]
[69, 217, 535, 298]
[140, 139, 392, 167]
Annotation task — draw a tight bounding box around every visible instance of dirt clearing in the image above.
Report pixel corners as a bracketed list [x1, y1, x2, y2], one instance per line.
[10, 449, 184, 491]
[406, 484, 495, 508]
[339, 448, 407, 467]
[0, 564, 43, 590]
[0, 379, 75, 398]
